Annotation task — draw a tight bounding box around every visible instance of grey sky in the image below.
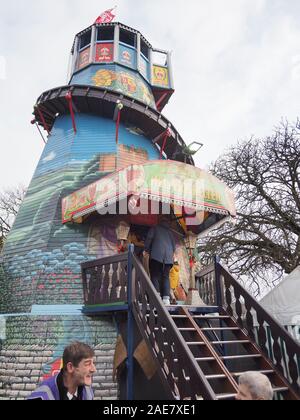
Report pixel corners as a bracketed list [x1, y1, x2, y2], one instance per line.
[1, 0, 300, 191]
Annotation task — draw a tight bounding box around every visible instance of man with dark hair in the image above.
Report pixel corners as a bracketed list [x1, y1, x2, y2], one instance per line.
[28, 342, 96, 400]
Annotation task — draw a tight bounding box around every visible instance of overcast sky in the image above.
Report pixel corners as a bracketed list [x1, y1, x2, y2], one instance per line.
[1, 0, 300, 191]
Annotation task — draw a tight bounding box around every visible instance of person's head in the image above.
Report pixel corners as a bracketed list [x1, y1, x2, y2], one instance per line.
[235, 371, 273, 401]
[62, 342, 96, 388]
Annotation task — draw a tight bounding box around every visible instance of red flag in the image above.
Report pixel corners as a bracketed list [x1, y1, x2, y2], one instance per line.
[94, 8, 116, 24]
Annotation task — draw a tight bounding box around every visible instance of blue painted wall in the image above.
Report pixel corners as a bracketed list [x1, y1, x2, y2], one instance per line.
[71, 64, 156, 108]
[1, 114, 160, 313]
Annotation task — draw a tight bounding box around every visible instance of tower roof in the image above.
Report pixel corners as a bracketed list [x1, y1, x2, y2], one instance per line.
[72, 22, 153, 53]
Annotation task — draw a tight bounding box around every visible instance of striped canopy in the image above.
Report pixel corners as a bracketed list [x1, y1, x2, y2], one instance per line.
[62, 160, 236, 235]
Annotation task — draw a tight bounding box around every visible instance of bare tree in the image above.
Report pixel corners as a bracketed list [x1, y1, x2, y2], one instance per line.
[0, 186, 26, 251]
[200, 120, 300, 296]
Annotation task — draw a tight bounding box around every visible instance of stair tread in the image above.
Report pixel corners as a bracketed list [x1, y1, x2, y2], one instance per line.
[186, 340, 250, 345]
[201, 327, 240, 331]
[178, 328, 196, 331]
[273, 387, 289, 392]
[221, 354, 261, 360]
[210, 340, 250, 345]
[196, 354, 261, 362]
[206, 370, 274, 379]
[216, 393, 236, 400]
[193, 315, 230, 319]
[233, 370, 274, 376]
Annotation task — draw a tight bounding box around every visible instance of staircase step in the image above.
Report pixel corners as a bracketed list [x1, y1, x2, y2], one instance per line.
[232, 370, 274, 377]
[205, 374, 230, 380]
[195, 354, 261, 362]
[201, 327, 240, 331]
[190, 340, 251, 345]
[273, 387, 289, 393]
[221, 354, 262, 360]
[178, 328, 196, 331]
[216, 393, 236, 400]
[193, 315, 230, 319]
[211, 340, 251, 345]
[195, 357, 217, 362]
[185, 340, 251, 346]
[205, 370, 274, 380]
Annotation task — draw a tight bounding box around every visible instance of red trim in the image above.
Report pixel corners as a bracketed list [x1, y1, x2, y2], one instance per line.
[65, 92, 77, 134]
[160, 128, 172, 159]
[116, 110, 121, 144]
[155, 92, 168, 111]
[37, 108, 50, 134]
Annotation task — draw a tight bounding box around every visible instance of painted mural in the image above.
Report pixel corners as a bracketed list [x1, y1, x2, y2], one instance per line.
[153, 65, 170, 88]
[71, 64, 156, 108]
[119, 44, 137, 69]
[78, 47, 91, 70]
[0, 315, 118, 399]
[1, 114, 160, 313]
[95, 43, 114, 63]
[0, 19, 188, 401]
[92, 68, 155, 107]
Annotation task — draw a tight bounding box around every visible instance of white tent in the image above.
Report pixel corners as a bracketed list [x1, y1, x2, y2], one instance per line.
[260, 267, 300, 327]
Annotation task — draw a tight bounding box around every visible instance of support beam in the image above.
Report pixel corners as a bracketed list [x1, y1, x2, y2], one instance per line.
[65, 91, 77, 134]
[126, 245, 135, 401]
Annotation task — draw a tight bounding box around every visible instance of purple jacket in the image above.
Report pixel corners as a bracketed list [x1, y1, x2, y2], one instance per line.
[27, 374, 94, 400]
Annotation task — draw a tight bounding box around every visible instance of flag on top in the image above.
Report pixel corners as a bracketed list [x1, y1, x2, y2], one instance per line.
[94, 7, 116, 24]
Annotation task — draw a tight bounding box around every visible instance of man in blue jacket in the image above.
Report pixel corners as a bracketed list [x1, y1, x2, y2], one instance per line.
[144, 218, 176, 306]
[28, 342, 96, 400]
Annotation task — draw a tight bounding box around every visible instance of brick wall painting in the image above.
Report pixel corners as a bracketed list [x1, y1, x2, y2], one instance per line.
[0, 316, 118, 400]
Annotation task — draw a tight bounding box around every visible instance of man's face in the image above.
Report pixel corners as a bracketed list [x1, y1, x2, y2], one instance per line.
[235, 384, 254, 400]
[70, 358, 96, 387]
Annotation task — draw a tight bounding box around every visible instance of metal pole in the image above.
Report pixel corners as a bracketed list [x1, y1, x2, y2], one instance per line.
[167, 51, 174, 89]
[114, 25, 120, 63]
[126, 244, 134, 400]
[71, 36, 79, 76]
[90, 25, 97, 64]
[137, 33, 141, 72]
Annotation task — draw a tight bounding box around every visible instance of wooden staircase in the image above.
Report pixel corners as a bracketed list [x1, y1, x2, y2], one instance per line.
[169, 307, 298, 400]
[131, 254, 300, 400]
[81, 249, 300, 400]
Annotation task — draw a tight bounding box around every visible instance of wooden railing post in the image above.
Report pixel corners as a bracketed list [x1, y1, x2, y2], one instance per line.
[214, 256, 223, 308]
[219, 263, 300, 395]
[126, 244, 135, 401]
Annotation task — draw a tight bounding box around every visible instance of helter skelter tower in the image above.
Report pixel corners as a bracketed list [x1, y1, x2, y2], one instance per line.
[0, 15, 236, 400]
